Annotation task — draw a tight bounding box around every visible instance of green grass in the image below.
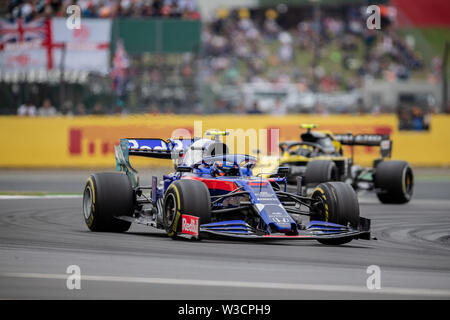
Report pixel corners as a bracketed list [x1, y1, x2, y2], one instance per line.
[398, 27, 450, 68]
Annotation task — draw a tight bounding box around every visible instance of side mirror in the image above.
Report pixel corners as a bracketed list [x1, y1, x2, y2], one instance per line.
[176, 166, 192, 173]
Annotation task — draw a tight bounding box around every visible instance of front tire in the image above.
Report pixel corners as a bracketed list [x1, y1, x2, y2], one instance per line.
[83, 172, 133, 232]
[311, 182, 360, 245]
[163, 179, 211, 239]
[304, 160, 338, 185]
[374, 160, 414, 204]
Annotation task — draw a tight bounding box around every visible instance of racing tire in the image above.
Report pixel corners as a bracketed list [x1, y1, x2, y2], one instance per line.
[83, 172, 133, 232]
[374, 160, 414, 204]
[163, 179, 211, 239]
[311, 182, 360, 245]
[304, 160, 338, 185]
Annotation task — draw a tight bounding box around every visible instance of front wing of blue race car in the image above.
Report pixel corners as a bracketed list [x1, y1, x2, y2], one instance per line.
[198, 218, 371, 241]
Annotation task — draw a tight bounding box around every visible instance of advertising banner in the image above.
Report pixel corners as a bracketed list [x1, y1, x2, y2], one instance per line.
[0, 115, 450, 168]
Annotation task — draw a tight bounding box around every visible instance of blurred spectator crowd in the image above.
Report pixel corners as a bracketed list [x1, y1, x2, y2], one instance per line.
[4, 2, 443, 116]
[200, 6, 426, 93]
[5, 0, 200, 20]
[118, 53, 199, 115]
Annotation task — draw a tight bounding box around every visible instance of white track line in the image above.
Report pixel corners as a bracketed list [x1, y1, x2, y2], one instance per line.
[0, 195, 82, 200]
[0, 272, 449, 297]
[358, 197, 450, 206]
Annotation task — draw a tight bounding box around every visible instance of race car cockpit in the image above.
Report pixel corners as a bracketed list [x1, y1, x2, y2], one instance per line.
[300, 131, 338, 156]
[180, 131, 257, 177]
[182, 139, 229, 166]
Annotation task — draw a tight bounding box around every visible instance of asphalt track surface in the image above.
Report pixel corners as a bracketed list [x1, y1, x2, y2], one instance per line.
[0, 169, 449, 299]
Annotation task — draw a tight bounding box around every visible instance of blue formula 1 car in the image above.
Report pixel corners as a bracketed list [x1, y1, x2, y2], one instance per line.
[82, 131, 371, 245]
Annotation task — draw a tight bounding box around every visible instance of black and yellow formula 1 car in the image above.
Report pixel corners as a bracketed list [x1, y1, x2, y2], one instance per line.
[254, 124, 414, 204]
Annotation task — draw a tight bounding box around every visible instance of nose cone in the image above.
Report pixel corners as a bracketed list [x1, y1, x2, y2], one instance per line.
[255, 203, 297, 234]
[241, 179, 298, 234]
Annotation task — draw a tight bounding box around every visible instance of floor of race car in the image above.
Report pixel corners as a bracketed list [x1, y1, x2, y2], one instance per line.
[0, 168, 449, 299]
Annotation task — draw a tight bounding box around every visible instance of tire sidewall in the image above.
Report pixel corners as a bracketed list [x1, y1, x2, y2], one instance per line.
[305, 160, 338, 184]
[163, 179, 212, 238]
[374, 160, 414, 203]
[163, 184, 182, 238]
[312, 182, 359, 228]
[82, 173, 133, 232]
[83, 178, 96, 229]
[311, 182, 360, 245]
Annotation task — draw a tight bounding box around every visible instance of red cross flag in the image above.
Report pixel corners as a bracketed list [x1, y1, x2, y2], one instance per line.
[51, 18, 111, 74]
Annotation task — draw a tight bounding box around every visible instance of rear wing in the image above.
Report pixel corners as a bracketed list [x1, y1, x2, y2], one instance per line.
[127, 138, 196, 159]
[128, 139, 171, 159]
[114, 138, 195, 187]
[334, 134, 392, 158]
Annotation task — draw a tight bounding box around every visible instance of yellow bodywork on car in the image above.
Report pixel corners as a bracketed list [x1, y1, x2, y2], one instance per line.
[253, 126, 346, 178]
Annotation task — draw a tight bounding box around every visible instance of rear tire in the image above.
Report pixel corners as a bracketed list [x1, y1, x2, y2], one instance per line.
[311, 182, 360, 245]
[163, 179, 211, 239]
[374, 160, 413, 204]
[83, 172, 133, 232]
[304, 160, 338, 185]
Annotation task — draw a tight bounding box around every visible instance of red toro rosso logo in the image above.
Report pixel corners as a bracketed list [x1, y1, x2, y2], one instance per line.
[181, 214, 199, 236]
